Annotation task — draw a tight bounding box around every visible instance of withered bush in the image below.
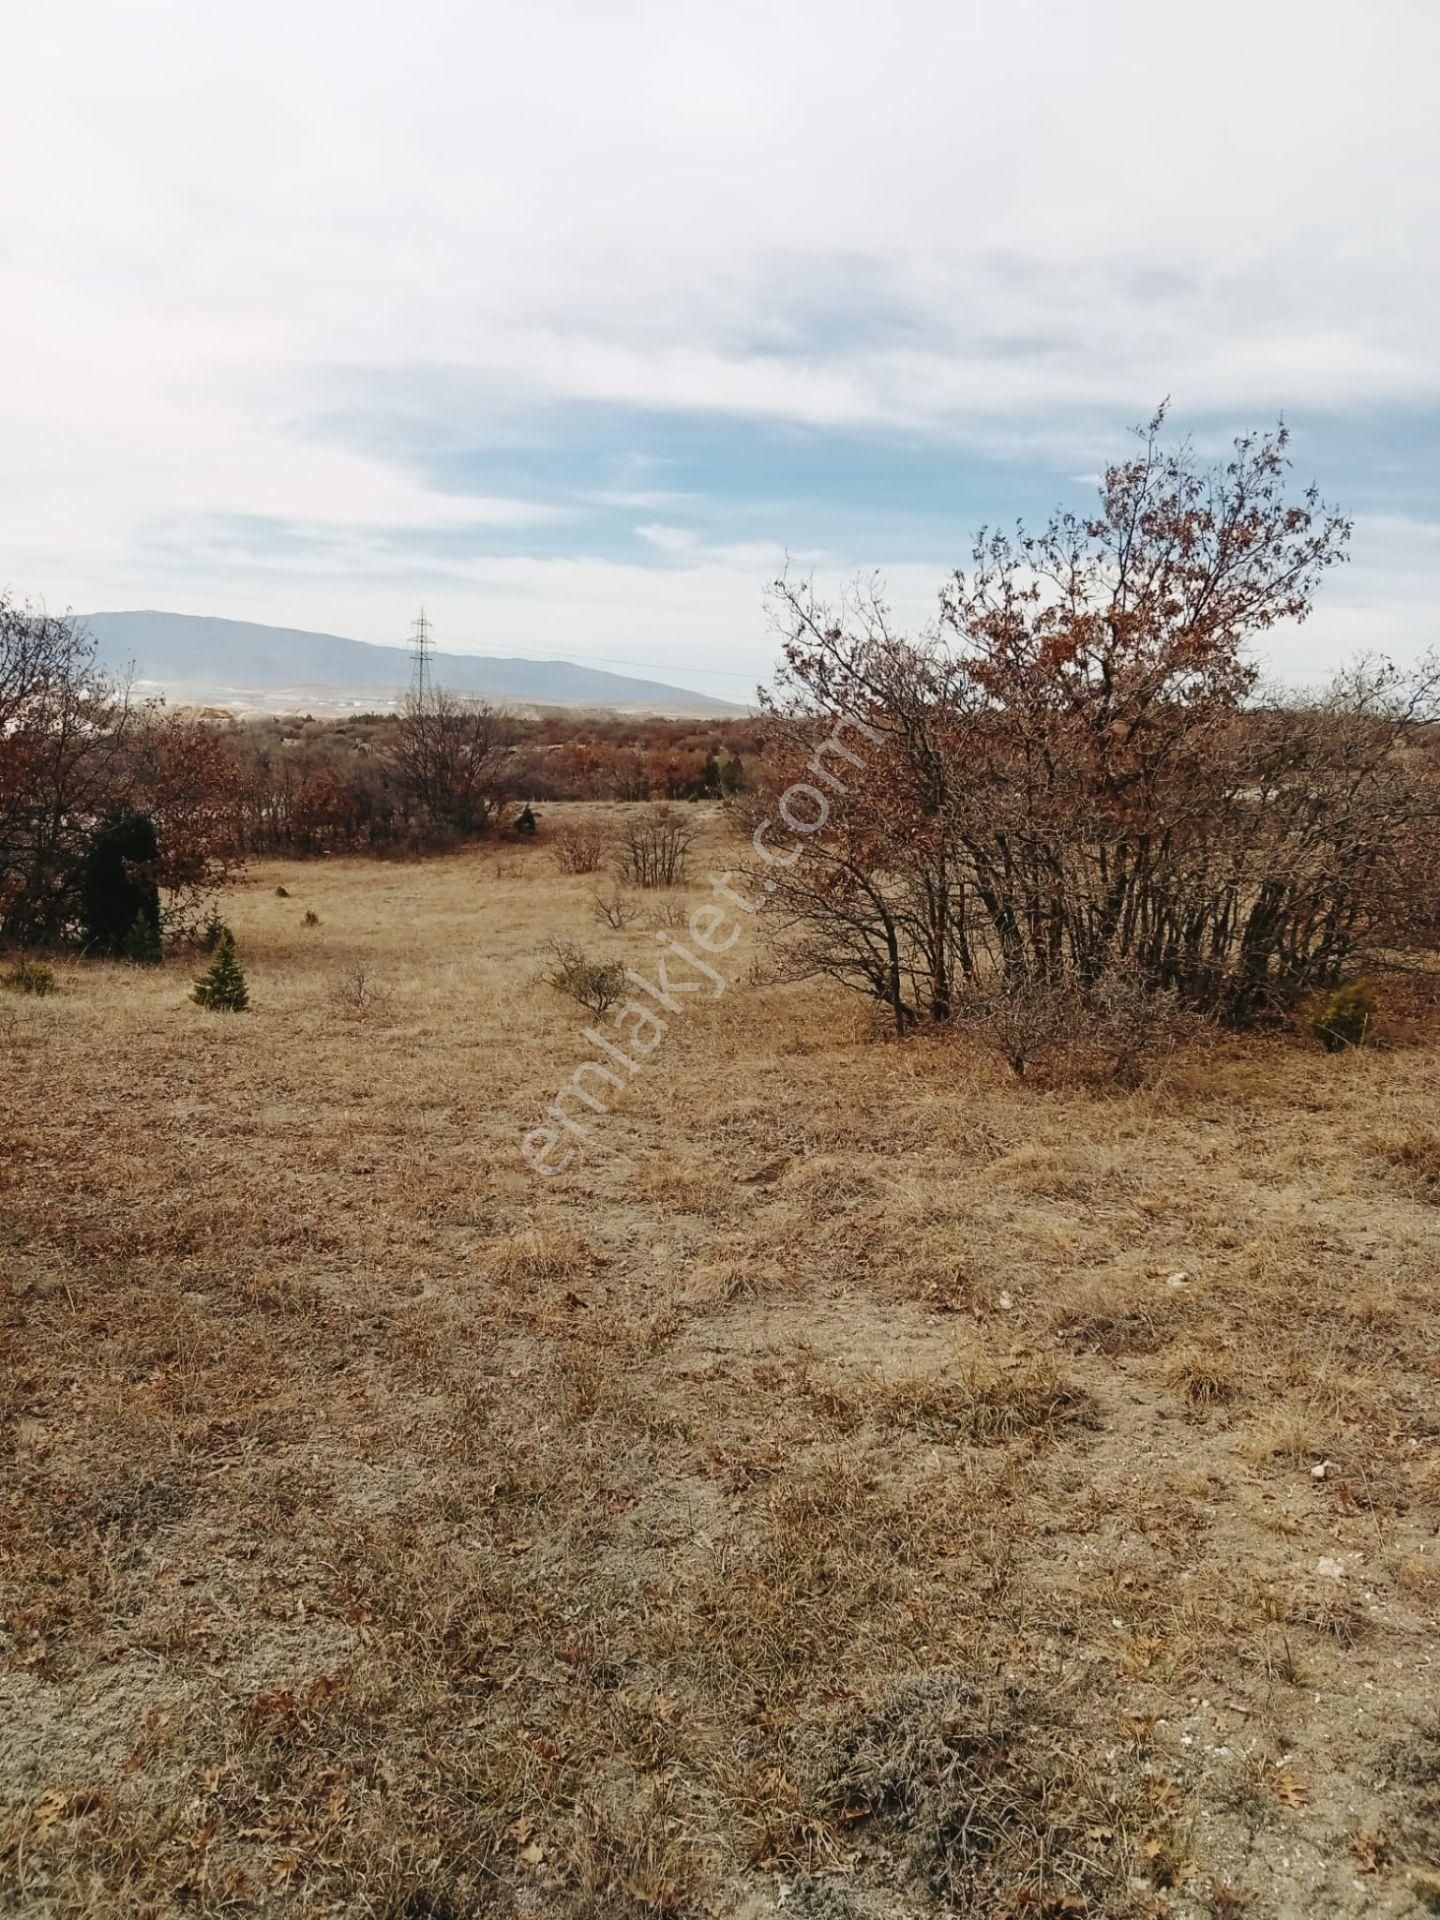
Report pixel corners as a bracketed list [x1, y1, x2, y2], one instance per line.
[590, 886, 640, 929]
[960, 973, 1081, 1079]
[328, 962, 385, 1021]
[750, 412, 1440, 1036]
[552, 818, 613, 875]
[615, 804, 697, 888]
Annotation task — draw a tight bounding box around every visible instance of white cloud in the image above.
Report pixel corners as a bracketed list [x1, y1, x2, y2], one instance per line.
[2, 0, 1438, 688]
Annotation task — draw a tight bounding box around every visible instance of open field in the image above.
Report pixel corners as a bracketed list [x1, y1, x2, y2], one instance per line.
[3, 807, 1439, 1918]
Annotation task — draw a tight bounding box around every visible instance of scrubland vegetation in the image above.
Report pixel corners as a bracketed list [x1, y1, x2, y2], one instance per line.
[4, 818, 1440, 1919]
[4, 418, 1440, 1916]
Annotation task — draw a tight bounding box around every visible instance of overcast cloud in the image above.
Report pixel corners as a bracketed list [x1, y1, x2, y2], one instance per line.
[3, 0, 1438, 696]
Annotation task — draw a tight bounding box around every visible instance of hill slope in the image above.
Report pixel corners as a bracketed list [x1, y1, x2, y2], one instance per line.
[82, 610, 744, 716]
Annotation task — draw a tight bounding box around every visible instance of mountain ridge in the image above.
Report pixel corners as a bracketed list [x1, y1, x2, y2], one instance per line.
[81, 610, 746, 717]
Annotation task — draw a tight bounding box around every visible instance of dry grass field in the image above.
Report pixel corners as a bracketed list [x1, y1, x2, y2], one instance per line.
[3, 805, 1439, 1919]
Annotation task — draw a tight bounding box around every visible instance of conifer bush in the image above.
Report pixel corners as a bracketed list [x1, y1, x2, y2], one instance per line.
[3, 958, 55, 996]
[80, 811, 161, 957]
[193, 929, 249, 1011]
[125, 909, 164, 965]
[1309, 980, 1377, 1051]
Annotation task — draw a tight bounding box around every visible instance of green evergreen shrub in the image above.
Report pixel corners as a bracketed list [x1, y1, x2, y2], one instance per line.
[80, 811, 161, 956]
[125, 909, 164, 965]
[3, 959, 56, 996]
[193, 929, 249, 1012]
[1309, 980, 1377, 1051]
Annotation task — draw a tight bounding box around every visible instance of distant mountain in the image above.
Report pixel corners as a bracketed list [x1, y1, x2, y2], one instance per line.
[81, 611, 745, 717]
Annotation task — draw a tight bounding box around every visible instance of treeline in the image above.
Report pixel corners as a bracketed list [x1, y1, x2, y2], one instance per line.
[747, 413, 1440, 1037]
[1, 599, 762, 943]
[214, 708, 761, 856]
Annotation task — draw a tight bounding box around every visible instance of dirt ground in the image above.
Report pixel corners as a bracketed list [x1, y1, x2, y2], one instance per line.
[3, 808, 1438, 1918]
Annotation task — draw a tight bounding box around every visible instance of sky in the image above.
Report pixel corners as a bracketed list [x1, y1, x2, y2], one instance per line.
[3, 0, 1438, 703]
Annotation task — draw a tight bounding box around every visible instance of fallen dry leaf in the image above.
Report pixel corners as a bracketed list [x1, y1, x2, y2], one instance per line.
[1272, 1767, 1308, 1808]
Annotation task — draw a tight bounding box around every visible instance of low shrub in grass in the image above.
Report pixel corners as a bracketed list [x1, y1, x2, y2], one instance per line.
[3, 958, 56, 996]
[1310, 979, 1378, 1051]
[125, 909, 164, 965]
[543, 940, 626, 1017]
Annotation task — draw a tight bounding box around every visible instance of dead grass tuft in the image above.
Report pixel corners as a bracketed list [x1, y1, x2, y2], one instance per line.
[877, 1355, 1094, 1445]
[1164, 1344, 1242, 1410]
[1374, 1124, 1440, 1201]
[805, 1671, 1157, 1913]
[484, 1226, 588, 1286]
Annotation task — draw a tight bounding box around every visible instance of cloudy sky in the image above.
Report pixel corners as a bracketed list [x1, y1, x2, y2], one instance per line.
[4, 0, 1438, 699]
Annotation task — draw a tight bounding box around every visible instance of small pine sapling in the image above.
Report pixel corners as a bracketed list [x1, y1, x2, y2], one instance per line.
[193, 929, 250, 1012]
[125, 909, 164, 965]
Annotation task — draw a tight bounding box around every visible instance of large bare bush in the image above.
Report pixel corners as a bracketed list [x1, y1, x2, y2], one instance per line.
[615, 803, 698, 888]
[551, 818, 612, 875]
[749, 414, 1440, 1033]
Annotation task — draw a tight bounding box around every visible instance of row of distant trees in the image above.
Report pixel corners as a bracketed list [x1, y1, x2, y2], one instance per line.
[219, 708, 753, 858]
[744, 413, 1440, 1032]
[0, 602, 756, 945]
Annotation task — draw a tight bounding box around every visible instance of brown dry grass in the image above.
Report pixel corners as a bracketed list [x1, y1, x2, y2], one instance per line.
[2, 805, 1438, 1919]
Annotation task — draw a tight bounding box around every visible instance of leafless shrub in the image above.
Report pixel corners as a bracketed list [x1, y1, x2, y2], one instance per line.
[328, 962, 386, 1021]
[961, 967, 1209, 1084]
[615, 804, 697, 888]
[960, 973, 1082, 1079]
[552, 819, 613, 876]
[1088, 969, 1211, 1085]
[542, 939, 626, 1017]
[590, 886, 640, 930]
[648, 895, 690, 930]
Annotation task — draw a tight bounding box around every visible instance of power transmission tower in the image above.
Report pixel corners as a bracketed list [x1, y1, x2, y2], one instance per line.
[408, 607, 434, 707]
